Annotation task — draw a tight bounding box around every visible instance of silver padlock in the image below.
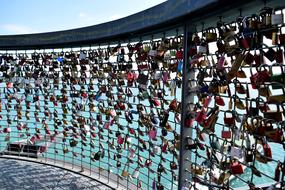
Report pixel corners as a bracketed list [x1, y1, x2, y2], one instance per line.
[148, 49, 157, 57]
[271, 9, 284, 25]
[132, 167, 140, 179]
[197, 45, 207, 54]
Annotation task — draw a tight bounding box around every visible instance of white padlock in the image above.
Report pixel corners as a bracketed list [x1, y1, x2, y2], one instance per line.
[197, 45, 207, 54]
[153, 145, 160, 154]
[132, 167, 140, 179]
[148, 49, 157, 57]
[230, 146, 244, 159]
[271, 10, 284, 25]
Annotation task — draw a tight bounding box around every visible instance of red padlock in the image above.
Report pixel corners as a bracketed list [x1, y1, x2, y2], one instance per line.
[188, 46, 197, 57]
[240, 35, 250, 49]
[169, 99, 177, 111]
[153, 98, 160, 107]
[3, 127, 11, 133]
[117, 135, 124, 145]
[118, 102, 126, 110]
[145, 159, 152, 167]
[215, 96, 225, 106]
[221, 128, 232, 139]
[176, 50, 183, 59]
[224, 111, 235, 126]
[195, 109, 206, 124]
[263, 141, 272, 158]
[40, 146, 47, 153]
[161, 142, 168, 153]
[275, 47, 283, 64]
[81, 92, 88, 98]
[231, 161, 244, 174]
[185, 117, 194, 128]
[29, 136, 36, 144]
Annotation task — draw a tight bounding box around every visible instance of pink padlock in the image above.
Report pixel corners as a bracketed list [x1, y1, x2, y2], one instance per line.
[162, 71, 169, 83]
[29, 136, 36, 144]
[217, 54, 225, 70]
[195, 109, 206, 124]
[17, 124, 22, 131]
[81, 92, 88, 98]
[117, 135, 124, 144]
[129, 148, 136, 158]
[203, 95, 212, 108]
[161, 142, 168, 153]
[148, 128, 157, 139]
[153, 97, 160, 107]
[127, 72, 135, 81]
[45, 129, 51, 135]
[39, 146, 47, 153]
[3, 127, 11, 133]
[104, 122, 110, 129]
[90, 132, 96, 138]
[6, 82, 13, 88]
[110, 110, 116, 117]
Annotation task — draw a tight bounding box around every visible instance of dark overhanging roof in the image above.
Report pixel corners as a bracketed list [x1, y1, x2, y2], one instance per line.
[0, 0, 283, 50]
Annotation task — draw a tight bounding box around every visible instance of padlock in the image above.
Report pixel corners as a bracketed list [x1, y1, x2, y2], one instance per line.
[170, 161, 178, 170]
[3, 127, 11, 133]
[205, 27, 217, 42]
[157, 163, 165, 173]
[279, 27, 285, 45]
[70, 139, 78, 147]
[217, 53, 226, 70]
[275, 46, 283, 64]
[274, 161, 281, 182]
[239, 34, 250, 49]
[245, 150, 253, 162]
[149, 127, 157, 139]
[263, 139, 272, 159]
[230, 146, 244, 159]
[230, 161, 244, 174]
[249, 14, 260, 30]
[209, 134, 220, 150]
[197, 40, 208, 54]
[248, 98, 259, 117]
[224, 110, 235, 126]
[263, 46, 276, 62]
[117, 134, 124, 144]
[263, 104, 282, 122]
[220, 157, 231, 170]
[145, 159, 152, 167]
[185, 136, 197, 150]
[260, 7, 272, 27]
[156, 182, 164, 190]
[132, 167, 140, 179]
[121, 164, 129, 178]
[176, 49, 183, 59]
[221, 126, 232, 139]
[271, 8, 284, 25]
[215, 95, 225, 106]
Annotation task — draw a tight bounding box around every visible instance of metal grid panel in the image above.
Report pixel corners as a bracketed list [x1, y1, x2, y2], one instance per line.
[182, 6, 285, 190]
[0, 28, 183, 190]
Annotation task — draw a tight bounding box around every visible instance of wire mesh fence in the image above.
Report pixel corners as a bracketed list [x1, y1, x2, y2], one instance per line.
[0, 2, 285, 190]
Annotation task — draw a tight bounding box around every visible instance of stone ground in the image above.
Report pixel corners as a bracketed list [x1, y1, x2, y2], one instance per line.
[0, 158, 113, 190]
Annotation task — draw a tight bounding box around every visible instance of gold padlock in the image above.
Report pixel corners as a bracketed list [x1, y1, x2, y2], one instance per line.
[266, 14, 272, 26]
[272, 32, 277, 45]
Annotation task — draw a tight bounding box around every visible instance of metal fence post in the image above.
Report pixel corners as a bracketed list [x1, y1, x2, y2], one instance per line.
[178, 23, 196, 190]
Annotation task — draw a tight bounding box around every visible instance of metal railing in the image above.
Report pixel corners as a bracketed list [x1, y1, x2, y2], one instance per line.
[0, 0, 285, 190]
